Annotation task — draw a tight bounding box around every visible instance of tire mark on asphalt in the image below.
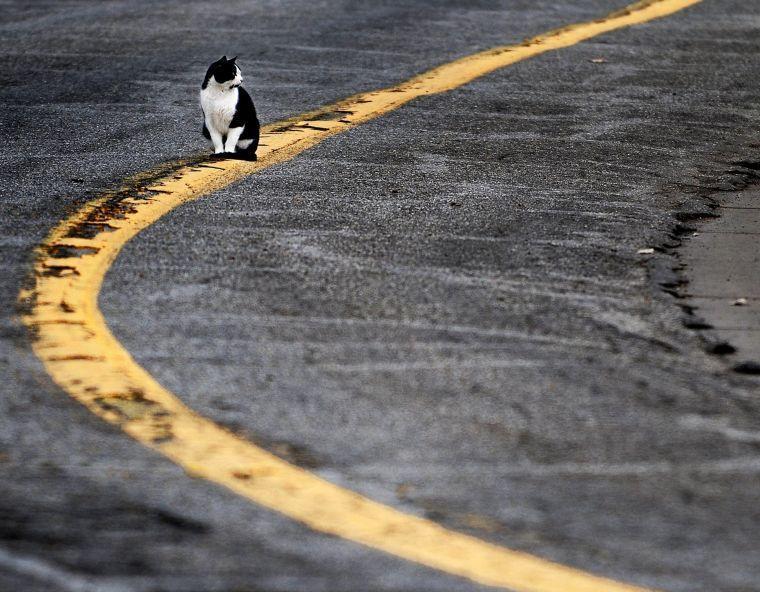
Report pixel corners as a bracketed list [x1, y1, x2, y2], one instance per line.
[19, 1, 701, 590]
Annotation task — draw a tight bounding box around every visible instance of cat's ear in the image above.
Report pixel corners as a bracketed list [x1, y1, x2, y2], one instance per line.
[229, 56, 237, 63]
[220, 55, 227, 62]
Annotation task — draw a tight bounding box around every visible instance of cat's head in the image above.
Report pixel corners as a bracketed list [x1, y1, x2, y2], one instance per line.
[205, 55, 242, 89]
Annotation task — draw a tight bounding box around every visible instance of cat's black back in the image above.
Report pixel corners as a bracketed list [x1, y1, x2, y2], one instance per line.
[232, 87, 259, 144]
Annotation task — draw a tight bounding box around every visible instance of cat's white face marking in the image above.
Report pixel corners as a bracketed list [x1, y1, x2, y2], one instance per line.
[204, 64, 243, 92]
[229, 65, 243, 89]
[206, 68, 242, 91]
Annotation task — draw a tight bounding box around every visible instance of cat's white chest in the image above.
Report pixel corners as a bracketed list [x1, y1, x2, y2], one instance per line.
[200, 87, 238, 133]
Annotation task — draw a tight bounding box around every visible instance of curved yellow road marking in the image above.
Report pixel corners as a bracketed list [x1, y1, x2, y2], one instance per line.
[20, 1, 700, 590]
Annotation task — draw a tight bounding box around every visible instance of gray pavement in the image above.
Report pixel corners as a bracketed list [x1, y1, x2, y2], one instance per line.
[682, 188, 760, 366]
[2, 1, 760, 591]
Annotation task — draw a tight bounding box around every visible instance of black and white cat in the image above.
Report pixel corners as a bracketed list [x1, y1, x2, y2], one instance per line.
[200, 56, 259, 160]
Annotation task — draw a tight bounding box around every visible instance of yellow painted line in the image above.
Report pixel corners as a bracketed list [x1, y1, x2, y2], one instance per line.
[20, 1, 700, 590]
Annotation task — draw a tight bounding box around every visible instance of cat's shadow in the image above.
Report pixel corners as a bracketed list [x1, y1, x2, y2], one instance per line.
[207, 152, 257, 162]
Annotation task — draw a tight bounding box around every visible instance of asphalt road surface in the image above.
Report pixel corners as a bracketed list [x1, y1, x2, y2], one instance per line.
[2, 1, 760, 591]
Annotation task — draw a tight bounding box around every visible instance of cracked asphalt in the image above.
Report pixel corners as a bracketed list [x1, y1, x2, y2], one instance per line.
[1, 1, 760, 591]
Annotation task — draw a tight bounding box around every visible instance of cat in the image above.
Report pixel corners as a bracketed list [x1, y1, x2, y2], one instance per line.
[200, 56, 259, 160]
